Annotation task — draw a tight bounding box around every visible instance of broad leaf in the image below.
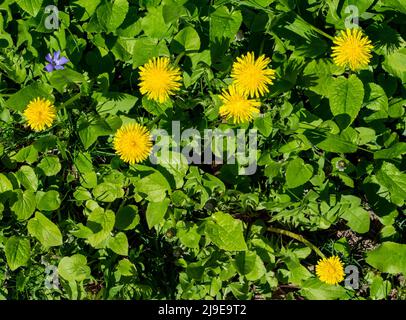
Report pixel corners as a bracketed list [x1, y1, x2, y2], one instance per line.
[16, 166, 38, 191]
[329, 75, 364, 127]
[11, 190, 36, 221]
[27, 212, 63, 247]
[107, 232, 129, 256]
[286, 158, 313, 188]
[146, 198, 170, 229]
[204, 212, 247, 251]
[36, 190, 61, 211]
[58, 254, 91, 282]
[5, 236, 31, 271]
[376, 162, 406, 206]
[366, 242, 406, 275]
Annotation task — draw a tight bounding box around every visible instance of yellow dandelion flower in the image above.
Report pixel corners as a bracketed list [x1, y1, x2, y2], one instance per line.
[231, 52, 276, 98]
[316, 256, 345, 285]
[332, 28, 374, 71]
[23, 97, 56, 131]
[113, 123, 153, 165]
[219, 85, 261, 124]
[138, 57, 182, 103]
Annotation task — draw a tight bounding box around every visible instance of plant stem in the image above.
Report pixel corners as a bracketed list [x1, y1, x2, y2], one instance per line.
[259, 38, 265, 55]
[268, 227, 326, 259]
[174, 52, 186, 66]
[59, 92, 81, 110]
[147, 115, 161, 129]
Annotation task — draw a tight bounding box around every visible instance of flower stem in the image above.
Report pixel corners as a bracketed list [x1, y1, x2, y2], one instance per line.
[268, 227, 326, 259]
[59, 92, 81, 110]
[174, 52, 186, 66]
[147, 115, 161, 129]
[259, 38, 265, 56]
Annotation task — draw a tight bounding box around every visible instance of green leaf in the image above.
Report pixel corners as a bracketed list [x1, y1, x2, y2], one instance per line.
[369, 275, 392, 300]
[74, 152, 94, 172]
[73, 187, 92, 201]
[366, 242, 406, 274]
[115, 205, 140, 230]
[142, 95, 172, 116]
[374, 142, 406, 159]
[286, 158, 313, 188]
[16, 0, 43, 16]
[5, 83, 53, 111]
[204, 212, 247, 251]
[329, 75, 364, 127]
[58, 254, 91, 282]
[36, 190, 61, 211]
[146, 198, 170, 229]
[94, 92, 138, 115]
[70, 223, 93, 239]
[376, 162, 406, 206]
[307, 127, 358, 153]
[176, 221, 201, 249]
[156, 151, 189, 189]
[171, 27, 200, 54]
[303, 59, 343, 97]
[27, 212, 63, 247]
[233, 251, 266, 280]
[11, 190, 36, 221]
[15, 166, 38, 191]
[134, 171, 171, 202]
[300, 278, 350, 300]
[356, 127, 376, 145]
[48, 69, 86, 94]
[326, 0, 374, 28]
[5, 236, 31, 271]
[245, 256, 266, 281]
[80, 172, 98, 189]
[378, 0, 406, 14]
[364, 83, 389, 112]
[87, 208, 115, 247]
[73, 0, 101, 21]
[141, 6, 172, 39]
[11, 145, 38, 164]
[162, 1, 187, 24]
[107, 232, 129, 256]
[132, 38, 169, 68]
[388, 99, 405, 118]
[209, 6, 242, 60]
[228, 282, 252, 300]
[93, 182, 124, 202]
[33, 135, 57, 152]
[234, 251, 257, 275]
[210, 6, 242, 41]
[97, 0, 129, 33]
[254, 113, 273, 137]
[383, 48, 406, 84]
[241, 0, 275, 9]
[340, 200, 370, 234]
[78, 115, 122, 149]
[284, 256, 313, 285]
[0, 174, 13, 193]
[116, 259, 136, 277]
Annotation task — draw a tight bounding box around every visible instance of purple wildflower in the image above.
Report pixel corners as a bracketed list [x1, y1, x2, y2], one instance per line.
[44, 51, 69, 72]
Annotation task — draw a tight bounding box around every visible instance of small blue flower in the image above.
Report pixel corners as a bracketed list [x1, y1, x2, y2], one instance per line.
[44, 51, 69, 72]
